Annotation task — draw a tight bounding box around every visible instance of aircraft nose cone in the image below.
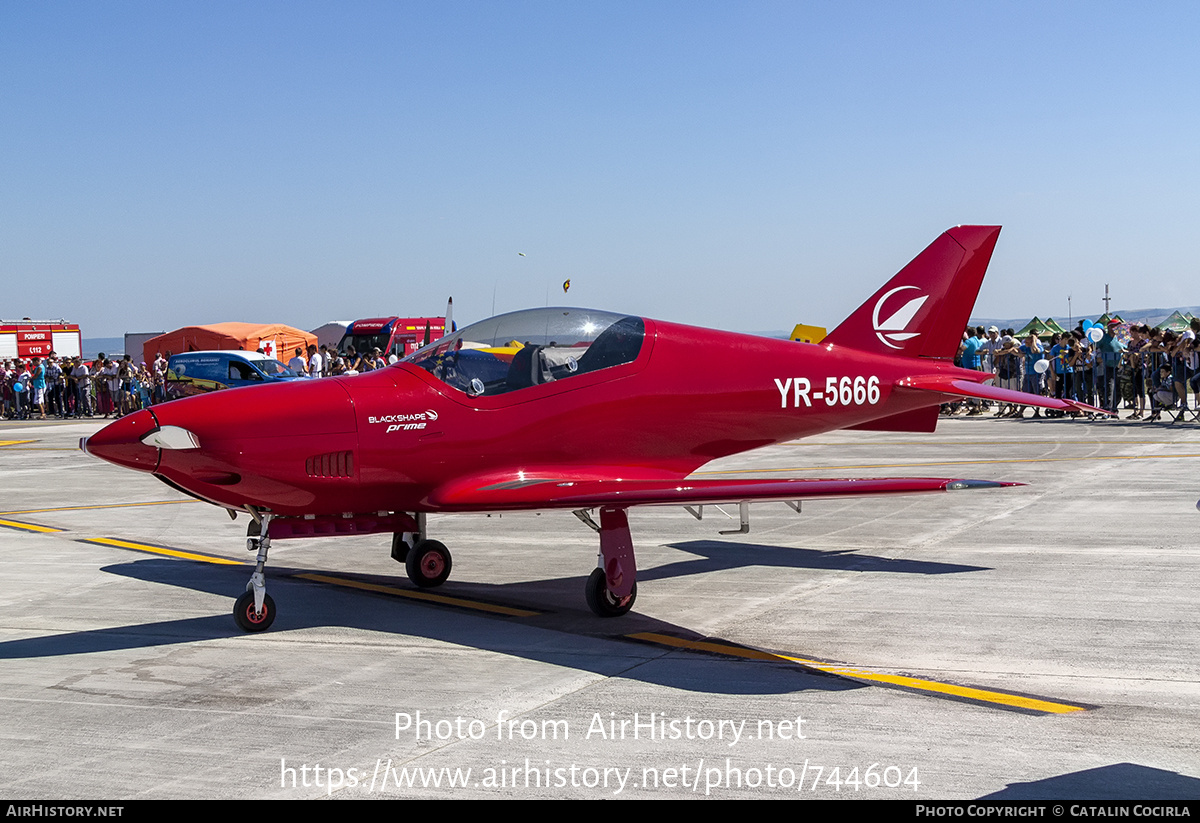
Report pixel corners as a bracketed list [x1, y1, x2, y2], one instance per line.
[82, 409, 160, 472]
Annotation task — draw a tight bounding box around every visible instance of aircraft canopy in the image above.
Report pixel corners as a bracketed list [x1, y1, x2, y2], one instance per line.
[404, 307, 645, 397]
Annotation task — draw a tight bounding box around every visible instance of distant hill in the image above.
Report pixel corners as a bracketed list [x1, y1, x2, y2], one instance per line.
[81, 337, 124, 359]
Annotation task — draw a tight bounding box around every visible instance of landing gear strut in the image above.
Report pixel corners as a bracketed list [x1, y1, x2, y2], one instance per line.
[235, 511, 276, 632]
[230, 510, 428, 632]
[391, 532, 413, 564]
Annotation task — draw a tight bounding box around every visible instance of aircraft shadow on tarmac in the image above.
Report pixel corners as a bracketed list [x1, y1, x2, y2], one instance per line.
[0, 551, 933, 697]
[980, 762, 1200, 800]
[646, 539, 990, 582]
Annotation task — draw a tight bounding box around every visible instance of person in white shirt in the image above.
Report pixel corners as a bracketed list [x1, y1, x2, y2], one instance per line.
[72, 358, 91, 416]
[102, 360, 121, 417]
[288, 347, 308, 376]
[307, 345, 323, 378]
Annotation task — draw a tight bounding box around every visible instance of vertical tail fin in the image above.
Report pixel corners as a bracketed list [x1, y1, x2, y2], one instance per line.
[823, 226, 1001, 360]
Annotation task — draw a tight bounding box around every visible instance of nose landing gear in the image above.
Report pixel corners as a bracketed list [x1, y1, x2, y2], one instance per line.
[231, 509, 429, 632]
[235, 511, 275, 632]
[234, 590, 276, 632]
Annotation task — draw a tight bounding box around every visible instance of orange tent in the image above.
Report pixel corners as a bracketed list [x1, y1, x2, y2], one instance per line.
[142, 323, 317, 367]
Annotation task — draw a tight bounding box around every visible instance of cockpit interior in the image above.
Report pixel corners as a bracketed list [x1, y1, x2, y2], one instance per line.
[403, 308, 646, 397]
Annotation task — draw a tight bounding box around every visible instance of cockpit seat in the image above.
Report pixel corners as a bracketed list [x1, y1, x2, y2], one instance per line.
[506, 345, 552, 391]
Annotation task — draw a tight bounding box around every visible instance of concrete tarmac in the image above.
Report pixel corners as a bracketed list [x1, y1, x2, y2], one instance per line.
[2, 415, 1199, 799]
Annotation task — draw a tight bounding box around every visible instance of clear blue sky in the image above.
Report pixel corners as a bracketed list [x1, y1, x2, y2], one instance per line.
[3, 1, 1198, 336]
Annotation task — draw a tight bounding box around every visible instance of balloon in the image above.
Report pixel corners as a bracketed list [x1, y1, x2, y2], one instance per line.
[1034, 359, 1050, 374]
[1088, 327, 1103, 342]
[1082, 319, 1093, 331]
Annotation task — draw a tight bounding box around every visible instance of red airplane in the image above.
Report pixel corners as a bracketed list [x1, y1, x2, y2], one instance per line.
[82, 226, 1105, 631]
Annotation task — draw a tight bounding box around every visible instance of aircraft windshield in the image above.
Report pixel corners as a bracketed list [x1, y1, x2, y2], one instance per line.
[403, 307, 645, 397]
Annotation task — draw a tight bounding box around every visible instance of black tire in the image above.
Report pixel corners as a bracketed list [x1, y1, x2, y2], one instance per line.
[233, 591, 276, 632]
[391, 533, 410, 564]
[585, 568, 636, 617]
[406, 540, 452, 588]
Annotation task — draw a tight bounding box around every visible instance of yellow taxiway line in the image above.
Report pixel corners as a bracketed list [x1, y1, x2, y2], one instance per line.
[16, 510, 1092, 712]
[0, 499, 198, 516]
[71, 530, 540, 616]
[0, 517, 65, 534]
[629, 632, 1087, 715]
[80, 537, 244, 565]
[297, 573, 541, 617]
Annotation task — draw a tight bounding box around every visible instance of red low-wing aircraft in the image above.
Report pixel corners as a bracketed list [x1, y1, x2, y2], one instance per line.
[83, 226, 1106, 630]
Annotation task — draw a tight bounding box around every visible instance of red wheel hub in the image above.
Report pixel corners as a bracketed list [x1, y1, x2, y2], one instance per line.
[420, 552, 445, 577]
[244, 603, 269, 624]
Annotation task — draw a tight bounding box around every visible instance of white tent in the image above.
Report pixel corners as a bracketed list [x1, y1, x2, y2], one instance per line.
[311, 321, 351, 350]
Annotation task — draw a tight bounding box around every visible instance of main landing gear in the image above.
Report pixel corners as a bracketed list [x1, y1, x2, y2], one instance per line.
[389, 513, 453, 589]
[405, 539, 453, 588]
[575, 506, 638, 618]
[390, 506, 640, 617]
[585, 568, 636, 617]
[390, 507, 638, 618]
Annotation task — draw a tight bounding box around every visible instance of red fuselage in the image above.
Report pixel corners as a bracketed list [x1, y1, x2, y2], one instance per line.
[85, 318, 975, 518]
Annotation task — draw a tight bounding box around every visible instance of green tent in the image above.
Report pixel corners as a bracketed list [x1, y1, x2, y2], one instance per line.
[1014, 317, 1057, 338]
[1156, 311, 1189, 332]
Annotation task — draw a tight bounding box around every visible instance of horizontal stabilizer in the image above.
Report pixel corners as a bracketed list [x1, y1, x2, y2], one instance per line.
[901, 374, 1113, 416]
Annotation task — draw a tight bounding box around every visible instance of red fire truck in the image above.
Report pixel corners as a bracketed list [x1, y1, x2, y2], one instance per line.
[336, 317, 446, 359]
[0, 320, 82, 360]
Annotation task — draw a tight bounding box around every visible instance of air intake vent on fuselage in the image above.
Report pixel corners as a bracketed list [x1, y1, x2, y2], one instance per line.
[306, 451, 354, 478]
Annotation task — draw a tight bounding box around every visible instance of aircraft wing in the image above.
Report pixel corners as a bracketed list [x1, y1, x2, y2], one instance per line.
[428, 474, 1017, 511]
[901, 374, 1113, 416]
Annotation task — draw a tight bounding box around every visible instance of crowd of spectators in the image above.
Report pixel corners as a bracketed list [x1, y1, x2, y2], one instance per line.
[0, 352, 166, 420]
[0, 343, 396, 421]
[949, 318, 1200, 422]
[287, 343, 392, 378]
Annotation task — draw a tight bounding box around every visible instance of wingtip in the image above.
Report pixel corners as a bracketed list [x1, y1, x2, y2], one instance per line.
[1063, 400, 1116, 417]
[944, 479, 1024, 491]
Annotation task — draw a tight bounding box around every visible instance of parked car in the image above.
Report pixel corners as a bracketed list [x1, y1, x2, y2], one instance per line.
[165, 351, 301, 400]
